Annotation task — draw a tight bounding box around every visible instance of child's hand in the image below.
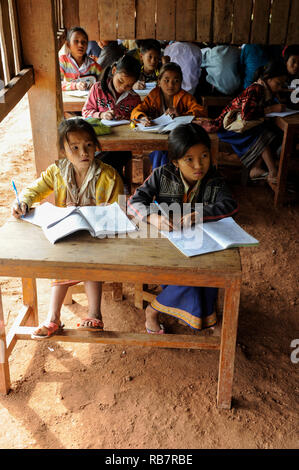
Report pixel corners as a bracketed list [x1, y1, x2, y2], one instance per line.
[140, 116, 152, 127]
[165, 107, 179, 119]
[76, 81, 87, 90]
[100, 110, 115, 120]
[11, 202, 27, 219]
[180, 211, 202, 228]
[133, 80, 146, 90]
[147, 213, 174, 231]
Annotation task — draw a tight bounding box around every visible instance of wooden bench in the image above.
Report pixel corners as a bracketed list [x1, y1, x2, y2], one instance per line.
[0, 219, 242, 409]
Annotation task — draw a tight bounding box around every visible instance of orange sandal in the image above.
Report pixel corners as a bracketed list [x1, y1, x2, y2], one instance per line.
[77, 318, 104, 331]
[31, 322, 64, 340]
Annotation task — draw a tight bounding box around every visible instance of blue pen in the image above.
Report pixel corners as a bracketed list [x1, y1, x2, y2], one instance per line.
[12, 180, 21, 206]
[154, 200, 169, 218]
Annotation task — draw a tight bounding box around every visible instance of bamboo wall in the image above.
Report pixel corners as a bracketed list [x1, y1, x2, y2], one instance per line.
[62, 0, 299, 45]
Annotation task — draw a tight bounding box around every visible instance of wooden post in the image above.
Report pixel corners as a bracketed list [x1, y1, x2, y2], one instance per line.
[22, 278, 38, 326]
[16, 0, 63, 176]
[217, 278, 241, 409]
[0, 286, 10, 394]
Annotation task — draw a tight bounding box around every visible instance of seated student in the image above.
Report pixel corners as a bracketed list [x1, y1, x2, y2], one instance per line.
[133, 39, 161, 90]
[82, 54, 141, 180]
[128, 123, 238, 334]
[59, 27, 102, 91]
[11, 118, 124, 339]
[87, 40, 102, 60]
[199, 45, 241, 96]
[163, 41, 202, 95]
[197, 60, 288, 184]
[96, 40, 126, 69]
[131, 62, 207, 169]
[240, 44, 269, 89]
[282, 45, 299, 84]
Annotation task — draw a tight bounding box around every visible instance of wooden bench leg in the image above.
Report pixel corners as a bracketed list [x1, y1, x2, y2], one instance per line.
[0, 286, 10, 394]
[22, 278, 38, 326]
[217, 279, 241, 409]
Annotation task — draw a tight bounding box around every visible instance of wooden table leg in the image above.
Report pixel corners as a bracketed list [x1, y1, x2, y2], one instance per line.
[0, 286, 11, 394]
[22, 278, 38, 326]
[217, 278, 241, 409]
[274, 126, 295, 207]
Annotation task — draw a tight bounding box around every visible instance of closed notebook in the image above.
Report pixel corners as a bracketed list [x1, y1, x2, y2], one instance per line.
[162, 217, 259, 257]
[23, 202, 137, 244]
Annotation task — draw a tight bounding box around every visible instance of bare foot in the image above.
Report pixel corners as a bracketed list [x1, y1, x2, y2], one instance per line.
[249, 168, 268, 179]
[145, 305, 161, 332]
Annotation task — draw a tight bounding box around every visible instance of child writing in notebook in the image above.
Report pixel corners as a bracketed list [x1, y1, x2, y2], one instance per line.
[133, 39, 161, 90]
[11, 118, 123, 339]
[131, 62, 207, 169]
[82, 54, 142, 179]
[128, 123, 238, 334]
[59, 26, 102, 91]
[197, 60, 288, 184]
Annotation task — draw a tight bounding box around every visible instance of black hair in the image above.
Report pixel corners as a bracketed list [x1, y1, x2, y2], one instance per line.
[139, 39, 161, 55]
[283, 45, 299, 62]
[58, 118, 99, 152]
[158, 62, 183, 83]
[168, 123, 211, 162]
[253, 59, 288, 82]
[112, 54, 141, 81]
[66, 26, 89, 44]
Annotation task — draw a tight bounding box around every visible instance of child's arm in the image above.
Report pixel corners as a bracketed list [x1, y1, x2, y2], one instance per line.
[130, 94, 155, 123]
[82, 83, 101, 118]
[180, 93, 208, 118]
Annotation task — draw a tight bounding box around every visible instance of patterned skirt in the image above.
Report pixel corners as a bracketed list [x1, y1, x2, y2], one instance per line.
[151, 285, 218, 330]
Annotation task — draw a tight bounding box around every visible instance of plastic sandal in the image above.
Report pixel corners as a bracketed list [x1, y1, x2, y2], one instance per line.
[77, 318, 104, 331]
[145, 323, 165, 335]
[31, 322, 64, 340]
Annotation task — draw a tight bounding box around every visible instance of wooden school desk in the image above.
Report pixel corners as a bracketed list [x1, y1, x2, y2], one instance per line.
[62, 91, 86, 113]
[272, 113, 299, 207]
[99, 124, 219, 185]
[0, 219, 241, 409]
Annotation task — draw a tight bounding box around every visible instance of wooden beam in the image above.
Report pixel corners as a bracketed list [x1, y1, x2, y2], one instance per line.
[14, 326, 221, 350]
[0, 67, 34, 123]
[16, 0, 63, 176]
[269, 0, 290, 45]
[98, 0, 117, 40]
[8, 0, 22, 74]
[0, 286, 10, 394]
[286, 0, 299, 43]
[62, 0, 79, 30]
[0, 0, 15, 83]
[176, 0, 196, 41]
[156, 0, 175, 40]
[79, 0, 99, 40]
[136, 0, 156, 39]
[117, 0, 135, 39]
[232, 0, 252, 45]
[196, 0, 212, 43]
[251, 0, 271, 44]
[213, 0, 233, 44]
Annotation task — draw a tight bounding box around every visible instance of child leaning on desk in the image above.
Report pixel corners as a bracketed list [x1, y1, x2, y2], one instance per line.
[59, 26, 102, 92]
[11, 118, 124, 339]
[130, 62, 208, 169]
[127, 123, 238, 334]
[82, 54, 142, 182]
[132, 39, 161, 90]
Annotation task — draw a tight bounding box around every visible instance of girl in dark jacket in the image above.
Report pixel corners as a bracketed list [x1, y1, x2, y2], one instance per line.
[128, 123, 238, 334]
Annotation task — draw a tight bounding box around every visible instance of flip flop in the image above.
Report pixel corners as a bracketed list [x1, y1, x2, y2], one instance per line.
[31, 322, 64, 340]
[145, 323, 165, 334]
[250, 171, 269, 181]
[77, 318, 104, 331]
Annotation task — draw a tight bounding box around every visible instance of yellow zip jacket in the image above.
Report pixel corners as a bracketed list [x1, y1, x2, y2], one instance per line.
[19, 157, 124, 210]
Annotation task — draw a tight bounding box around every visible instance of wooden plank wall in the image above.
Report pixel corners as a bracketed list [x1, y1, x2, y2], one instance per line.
[61, 0, 299, 44]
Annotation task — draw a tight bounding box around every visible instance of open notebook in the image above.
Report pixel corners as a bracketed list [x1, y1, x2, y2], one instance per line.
[23, 202, 137, 244]
[136, 114, 194, 133]
[162, 217, 259, 257]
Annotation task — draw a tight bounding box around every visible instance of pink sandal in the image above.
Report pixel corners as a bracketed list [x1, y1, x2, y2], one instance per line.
[77, 318, 104, 331]
[31, 322, 64, 340]
[145, 323, 165, 334]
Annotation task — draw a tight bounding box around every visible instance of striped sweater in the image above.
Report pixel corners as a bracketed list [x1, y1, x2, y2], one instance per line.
[59, 53, 102, 91]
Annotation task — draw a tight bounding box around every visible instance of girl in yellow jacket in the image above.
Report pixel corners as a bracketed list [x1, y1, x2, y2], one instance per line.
[11, 118, 123, 339]
[131, 62, 207, 168]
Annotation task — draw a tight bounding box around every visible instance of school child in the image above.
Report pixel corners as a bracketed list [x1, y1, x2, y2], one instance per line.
[11, 118, 124, 339]
[283, 45, 299, 83]
[197, 60, 288, 183]
[59, 27, 102, 91]
[128, 123, 238, 333]
[82, 54, 142, 179]
[131, 62, 207, 169]
[133, 39, 161, 90]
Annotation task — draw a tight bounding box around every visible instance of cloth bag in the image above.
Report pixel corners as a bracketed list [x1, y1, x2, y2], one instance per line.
[223, 109, 264, 133]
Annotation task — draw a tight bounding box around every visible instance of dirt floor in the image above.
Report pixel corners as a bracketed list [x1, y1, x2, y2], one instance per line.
[0, 96, 298, 450]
